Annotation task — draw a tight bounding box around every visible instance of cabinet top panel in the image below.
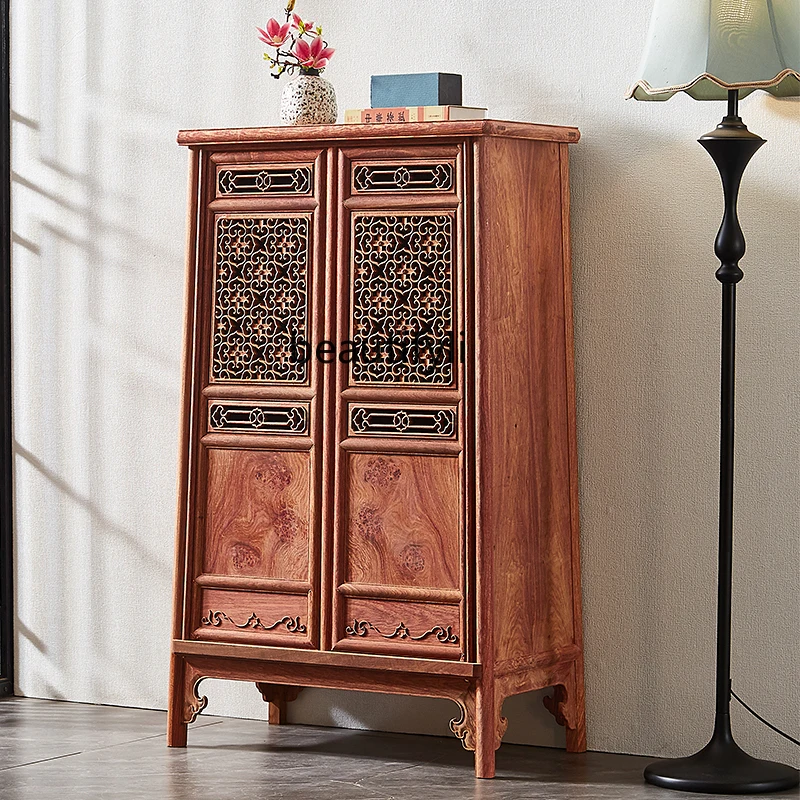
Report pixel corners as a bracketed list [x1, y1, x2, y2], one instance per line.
[177, 119, 580, 147]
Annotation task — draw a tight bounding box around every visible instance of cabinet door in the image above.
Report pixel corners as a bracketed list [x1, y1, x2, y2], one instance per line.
[330, 145, 469, 661]
[187, 149, 326, 650]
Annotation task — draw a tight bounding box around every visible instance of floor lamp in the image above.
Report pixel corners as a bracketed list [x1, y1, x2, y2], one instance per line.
[627, 0, 800, 794]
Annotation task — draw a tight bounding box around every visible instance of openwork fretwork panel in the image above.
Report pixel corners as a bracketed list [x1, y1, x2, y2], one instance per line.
[212, 215, 310, 383]
[217, 166, 313, 196]
[209, 401, 309, 435]
[350, 214, 455, 385]
[349, 405, 456, 438]
[353, 163, 454, 193]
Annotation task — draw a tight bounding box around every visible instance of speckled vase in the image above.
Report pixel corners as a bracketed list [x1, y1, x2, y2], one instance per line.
[280, 73, 337, 126]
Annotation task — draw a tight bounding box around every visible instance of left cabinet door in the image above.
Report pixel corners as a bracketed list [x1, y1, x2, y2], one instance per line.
[181, 149, 328, 650]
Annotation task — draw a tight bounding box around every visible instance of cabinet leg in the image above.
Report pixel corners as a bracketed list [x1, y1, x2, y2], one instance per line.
[255, 683, 303, 725]
[167, 654, 207, 747]
[450, 684, 508, 779]
[167, 654, 187, 747]
[543, 658, 586, 753]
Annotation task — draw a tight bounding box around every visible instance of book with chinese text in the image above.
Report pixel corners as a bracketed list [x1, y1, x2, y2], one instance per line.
[344, 106, 487, 124]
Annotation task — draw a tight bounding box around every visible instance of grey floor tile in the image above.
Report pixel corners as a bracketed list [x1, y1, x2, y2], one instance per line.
[0, 698, 796, 800]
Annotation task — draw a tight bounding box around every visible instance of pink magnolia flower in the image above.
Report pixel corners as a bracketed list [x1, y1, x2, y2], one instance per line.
[257, 18, 290, 46]
[292, 13, 314, 33]
[293, 35, 335, 69]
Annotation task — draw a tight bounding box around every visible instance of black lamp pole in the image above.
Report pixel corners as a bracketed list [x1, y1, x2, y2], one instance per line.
[643, 91, 799, 793]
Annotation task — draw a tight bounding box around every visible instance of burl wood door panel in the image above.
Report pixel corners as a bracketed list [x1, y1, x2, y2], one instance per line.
[344, 453, 461, 590]
[203, 449, 312, 582]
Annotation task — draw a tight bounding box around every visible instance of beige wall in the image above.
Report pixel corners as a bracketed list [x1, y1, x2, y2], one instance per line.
[11, 0, 799, 764]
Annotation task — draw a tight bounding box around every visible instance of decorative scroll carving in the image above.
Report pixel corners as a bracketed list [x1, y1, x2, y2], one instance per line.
[209, 401, 309, 435]
[450, 689, 508, 753]
[212, 215, 309, 384]
[218, 166, 313, 196]
[543, 683, 577, 730]
[350, 405, 456, 437]
[183, 663, 208, 725]
[450, 689, 477, 750]
[345, 619, 459, 644]
[353, 163, 454, 193]
[255, 683, 304, 705]
[255, 683, 304, 725]
[201, 610, 307, 634]
[350, 214, 454, 385]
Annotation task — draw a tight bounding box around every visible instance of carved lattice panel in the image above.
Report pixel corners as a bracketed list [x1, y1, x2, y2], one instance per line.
[352, 163, 454, 193]
[350, 213, 455, 385]
[208, 401, 309, 435]
[212, 215, 310, 383]
[217, 166, 313, 196]
[349, 405, 456, 438]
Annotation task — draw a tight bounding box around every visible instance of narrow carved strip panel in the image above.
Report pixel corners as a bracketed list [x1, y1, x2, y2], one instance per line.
[350, 213, 455, 385]
[349, 405, 456, 438]
[202, 610, 306, 634]
[209, 401, 309, 435]
[204, 449, 311, 581]
[193, 588, 310, 644]
[345, 619, 458, 644]
[212, 215, 309, 383]
[336, 597, 462, 658]
[345, 453, 461, 589]
[352, 162, 454, 193]
[218, 165, 313, 196]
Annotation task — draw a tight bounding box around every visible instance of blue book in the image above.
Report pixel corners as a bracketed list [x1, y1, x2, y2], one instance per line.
[371, 73, 463, 108]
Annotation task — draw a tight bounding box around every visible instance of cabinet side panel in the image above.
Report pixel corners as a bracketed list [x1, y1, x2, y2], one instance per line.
[559, 142, 585, 660]
[475, 137, 576, 667]
[172, 147, 203, 642]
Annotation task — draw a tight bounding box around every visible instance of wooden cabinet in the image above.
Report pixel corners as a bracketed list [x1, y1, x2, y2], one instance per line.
[169, 120, 585, 778]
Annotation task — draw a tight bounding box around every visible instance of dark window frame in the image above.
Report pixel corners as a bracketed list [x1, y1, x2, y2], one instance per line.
[0, 0, 14, 697]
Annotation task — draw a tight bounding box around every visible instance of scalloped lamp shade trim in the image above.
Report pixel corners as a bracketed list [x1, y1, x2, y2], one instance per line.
[626, 0, 800, 100]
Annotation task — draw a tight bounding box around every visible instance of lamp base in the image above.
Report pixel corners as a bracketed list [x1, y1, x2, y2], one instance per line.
[644, 726, 799, 794]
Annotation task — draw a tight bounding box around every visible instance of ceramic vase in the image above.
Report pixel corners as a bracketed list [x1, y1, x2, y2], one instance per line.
[280, 73, 337, 126]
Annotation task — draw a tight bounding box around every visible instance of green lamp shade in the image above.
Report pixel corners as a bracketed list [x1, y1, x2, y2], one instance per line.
[627, 0, 800, 100]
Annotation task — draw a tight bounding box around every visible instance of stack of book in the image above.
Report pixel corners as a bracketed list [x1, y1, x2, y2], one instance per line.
[345, 72, 487, 125]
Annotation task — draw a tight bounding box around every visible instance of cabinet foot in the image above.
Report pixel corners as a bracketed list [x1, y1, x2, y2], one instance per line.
[543, 659, 586, 752]
[167, 655, 207, 746]
[450, 685, 508, 779]
[255, 683, 304, 725]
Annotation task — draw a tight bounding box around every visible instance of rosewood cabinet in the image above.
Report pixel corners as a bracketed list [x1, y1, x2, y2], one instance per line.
[169, 119, 584, 778]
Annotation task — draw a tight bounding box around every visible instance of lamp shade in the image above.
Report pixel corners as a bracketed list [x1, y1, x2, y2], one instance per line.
[627, 0, 800, 100]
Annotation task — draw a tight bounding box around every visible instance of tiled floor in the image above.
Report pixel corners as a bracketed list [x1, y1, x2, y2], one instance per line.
[0, 697, 795, 799]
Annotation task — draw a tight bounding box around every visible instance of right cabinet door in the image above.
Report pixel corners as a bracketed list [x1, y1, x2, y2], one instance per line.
[331, 144, 470, 661]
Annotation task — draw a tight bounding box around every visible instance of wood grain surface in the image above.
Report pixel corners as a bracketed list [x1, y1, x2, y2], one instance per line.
[474, 136, 576, 666]
[177, 119, 580, 147]
[344, 453, 461, 590]
[173, 638, 480, 678]
[203, 449, 311, 581]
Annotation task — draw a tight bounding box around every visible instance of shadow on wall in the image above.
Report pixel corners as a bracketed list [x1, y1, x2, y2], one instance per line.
[11, 0, 193, 710]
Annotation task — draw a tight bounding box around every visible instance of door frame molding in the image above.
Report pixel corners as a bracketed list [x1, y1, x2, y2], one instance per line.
[0, 0, 14, 697]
